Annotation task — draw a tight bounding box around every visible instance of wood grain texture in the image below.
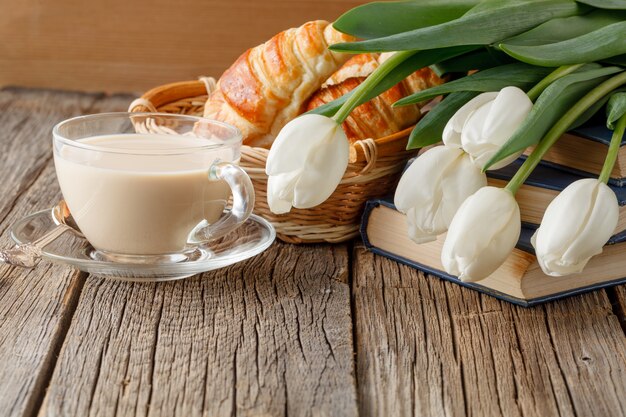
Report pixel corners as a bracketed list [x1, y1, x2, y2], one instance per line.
[0, 163, 84, 417]
[0, 0, 363, 93]
[352, 246, 626, 417]
[0, 88, 97, 226]
[40, 243, 358, 417]
[0, 88, 129, 417]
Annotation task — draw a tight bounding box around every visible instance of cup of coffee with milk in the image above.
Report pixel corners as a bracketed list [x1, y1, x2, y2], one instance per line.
[53, 113, 255, 263]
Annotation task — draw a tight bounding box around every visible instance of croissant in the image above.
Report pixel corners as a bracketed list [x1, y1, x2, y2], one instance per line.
[204, 20, 354, 148]
[307, 54, 445, 143]
[324, 54, 380, 86]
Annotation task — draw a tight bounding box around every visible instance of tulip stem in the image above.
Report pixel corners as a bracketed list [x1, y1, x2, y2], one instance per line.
[599, 114, 626, 184]
[332, 50, 417, 124]
[526, 64, 585, 102]
[506, 71, 626, 195]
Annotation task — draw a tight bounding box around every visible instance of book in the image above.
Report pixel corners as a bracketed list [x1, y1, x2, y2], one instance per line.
[524, 123, 626, 186]
[361, 199, 626, 307]
[487, 159, 626, 239]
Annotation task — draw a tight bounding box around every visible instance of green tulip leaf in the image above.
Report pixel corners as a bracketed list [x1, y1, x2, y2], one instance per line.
[407, 91, 479, 149]
[576, 0, 626, 9]
[329, 0, 582, 53]
[484, 65, 624, 169]
[500, 21, 626, 66]
[607, 92, 626, 129]
[332, 0, 478, 39]
[394, 63, 552, 107]
[570, 91, 615, 130]
[570, 87, 626, 130]
[430, 47, 513, 76]
[306, 46, 476, 118]
[501, 9, 626, 47]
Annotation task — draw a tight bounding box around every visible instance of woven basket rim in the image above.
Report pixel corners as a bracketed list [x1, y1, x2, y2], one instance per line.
[130, 79, 416, 164]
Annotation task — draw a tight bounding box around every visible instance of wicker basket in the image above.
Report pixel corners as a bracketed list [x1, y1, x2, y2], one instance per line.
[129, 78, 418, 244]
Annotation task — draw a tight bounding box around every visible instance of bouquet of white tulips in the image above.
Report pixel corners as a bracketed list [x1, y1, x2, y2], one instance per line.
[266, 0, 626, 281]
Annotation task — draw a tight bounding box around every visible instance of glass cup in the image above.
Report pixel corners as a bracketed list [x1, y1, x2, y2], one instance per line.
[52, 112, 255, 263]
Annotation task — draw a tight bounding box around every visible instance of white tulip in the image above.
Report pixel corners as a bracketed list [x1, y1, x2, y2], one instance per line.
[442, 86, 533, 170]
[531, 179, 619, 276]
[394, 145, 487, 243]
[441, 186, 521, 282]
[266, 114, 349, 214]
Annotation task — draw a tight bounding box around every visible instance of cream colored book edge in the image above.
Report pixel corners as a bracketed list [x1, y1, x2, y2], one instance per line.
[365, 204, 626, 303]
[524, 132, 626, 180]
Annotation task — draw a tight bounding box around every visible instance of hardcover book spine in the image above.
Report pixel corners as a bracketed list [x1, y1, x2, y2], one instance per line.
[359, 198, 626, 307]
[359, 199, 380, 252]
[359, 199, 533, 307]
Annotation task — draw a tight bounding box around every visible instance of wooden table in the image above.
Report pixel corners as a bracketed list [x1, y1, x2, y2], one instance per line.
[1, 87, 625, 417]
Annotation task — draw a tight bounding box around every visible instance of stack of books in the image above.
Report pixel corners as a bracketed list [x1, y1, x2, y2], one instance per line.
[361, 124, 626, 306]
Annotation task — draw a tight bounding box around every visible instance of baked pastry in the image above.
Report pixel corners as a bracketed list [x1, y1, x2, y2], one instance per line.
[204, 20, 354, 148]
[324, 54, 380, 86]
[307, 54, 445, 142]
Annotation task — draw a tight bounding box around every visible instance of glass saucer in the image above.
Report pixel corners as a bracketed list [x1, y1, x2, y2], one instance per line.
[10, 209, 276, 282]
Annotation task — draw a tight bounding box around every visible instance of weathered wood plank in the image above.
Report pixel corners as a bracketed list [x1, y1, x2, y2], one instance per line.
[542, 291, 626, 417]
[0, 87, 99, 226]
[353, 245, 626, 417]
[0, 88, 130, 417]
[0, 164, 85, 417]
[39, 243, 358, 417]
[352, 247, 465, 417]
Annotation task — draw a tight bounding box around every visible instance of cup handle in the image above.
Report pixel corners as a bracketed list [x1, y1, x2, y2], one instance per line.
[188, 161, 255, 244]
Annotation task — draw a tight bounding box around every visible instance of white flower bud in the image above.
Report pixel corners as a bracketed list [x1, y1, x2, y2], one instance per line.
[266, 114, 349, 214]
[394, 145, 487, 243]
[441, 186, 521, 282]
[443, 87, 533, 170]
[532, 179, 619, 276]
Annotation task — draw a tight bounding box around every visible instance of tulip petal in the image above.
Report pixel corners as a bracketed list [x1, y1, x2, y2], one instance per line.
[445, 187, 517, 245]
[442, 92, 498, 148]
[449, 92, 499, 133]
[481, 87, 533, 143]
[462, 104, 525, 170]
[406, 207, 437, 243]
[394, 146, 464, 212]
[461, 204, 520, 281]
[442, 120, 462, 149]
[460, 101, 494, 160]
[266, 114, 338, 175]
[461, 87, 532, 170]
[561, 182, 618, 262]
[441, 187, 520, 282]
[533, 179, 619, 276]
[438, 152, 488, 224]
[292, 126, 350, 208]
[267, 171, 299, 214]
[533, 179, 595, 257]
[394, 146, 486, 242]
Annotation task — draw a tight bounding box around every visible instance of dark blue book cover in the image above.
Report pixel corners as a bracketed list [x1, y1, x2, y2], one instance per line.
[571, 124, 623, 147]
[361, 198, 626, 307]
